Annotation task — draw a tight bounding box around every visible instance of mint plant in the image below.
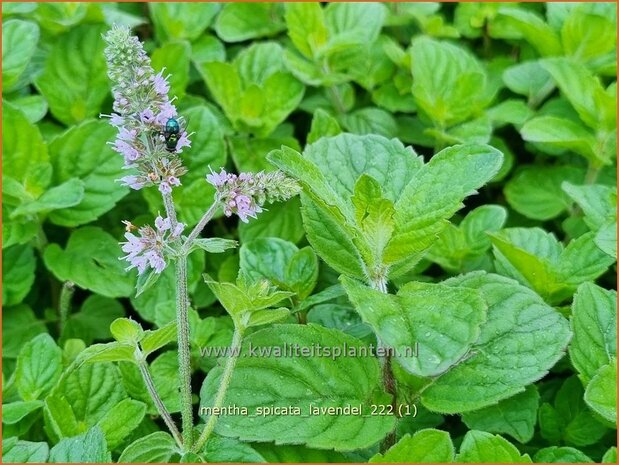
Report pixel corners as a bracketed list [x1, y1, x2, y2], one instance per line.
[2, 2, 616, 464]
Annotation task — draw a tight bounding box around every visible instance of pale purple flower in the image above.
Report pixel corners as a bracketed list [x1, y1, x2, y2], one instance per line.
[119, 215, 181, 275]
[153, 69, 170, 95]
[207, 167, 299, 223]
[175, 132, 191, 152]
[155, 215, 171, 232]
[120, 175, 146, 190]
[159, 181, 172, 194]
[103, 25, 190, 193]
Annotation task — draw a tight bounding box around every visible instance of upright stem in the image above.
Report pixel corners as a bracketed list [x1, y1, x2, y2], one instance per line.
[175, 255, 194, 449]
[58, 281, 75, 334]
[137, 358, 183, 449]
[162, 191, 178, 229]
[193, 325, 244, 453]
[370, 274, 397, 452]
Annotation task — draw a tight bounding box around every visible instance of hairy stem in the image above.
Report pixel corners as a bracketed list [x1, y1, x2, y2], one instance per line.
[138, 358, 183, 449]
[162, 191, 178, 230]
[175, 255, 194, 448]
[193, 326, 244, 453]
[58, 281, 75, 334]
[370, 274, 397, 452]
[182, 199, 220, 253]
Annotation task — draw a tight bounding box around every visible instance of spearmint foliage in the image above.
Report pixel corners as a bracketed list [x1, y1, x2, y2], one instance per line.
[207, 168, 301, 222]
[102, 25, 190, 193]
[3, 3, 617, 465]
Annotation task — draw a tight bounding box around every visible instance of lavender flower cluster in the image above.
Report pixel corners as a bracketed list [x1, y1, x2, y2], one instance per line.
[102, 25, 190, 194]
[207, 168, 301, 223]
[121, 216, 185, 275]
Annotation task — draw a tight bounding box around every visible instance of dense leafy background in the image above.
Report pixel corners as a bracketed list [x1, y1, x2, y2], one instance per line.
[2, 2, 617, 463]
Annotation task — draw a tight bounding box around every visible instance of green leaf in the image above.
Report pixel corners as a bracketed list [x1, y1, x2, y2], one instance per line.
[200, 324, 394, 450]
[77, 342, 136, 364]
[47, 120, 128, 226]
[58, 362, 127, 426]
[420, 272, 571, 413]
[285, 3, 328, 59]
[491, 228, 613, 304]
[562, 182, 617, 231]
[541, 58, 616, 132]
[238, 197, 305, 245]
[323, 2, 387, 54]
[585, 359, 617, 424]
[462, 386, 539, 443]
[561, 7, 616, 63]
[456, 430, 531, 463]
[369, 429, 455, 463]
[193, 237, 238, 254]
[602, 447, 617, 463]
[410, 36, 489, 127]
[151, 41, 190, 99]
[118, 431, 180, 463]
[534, 447, 593, 463]
[428, 205, 507, 273]
[2, 244, 36, 306]
[595, 221, 617, 259]
[539, 376, 608, 446]
[1, 305, 46, 359]
[2, 20, 40, 92]
[2, 400, 43, 425]
[3, 102, 50, 198]
[149, 2, 219, 42]
[502, 61, 553, 104]
[2, 438, 49, 463]
[61, 295, 125, 344]
[240, 238, 318, 300]
[110, 318, 143, 344]
[252, 442, 349, 463]
[181, 105, 226, 184]
[520, 116, 600, 164]
[44, 393, 81, 439]
[97, 398, 147, 449]
[342, 277, 486, 377]
[495, 8, 562, 57]
[35, 25, 109, 125]
[44, 227, 135, 298]
[386, 144, 503, 270]
[307, 109, 342, 144]
[215, 3, 286, 42]
[49, 426, 111, 463]
[140, 321, 177, 356]
[505, 165, 585, 220]
[569, 282, 617, 384]
[341, 108, 398, 138]
[11, 178, 85, 218]
[15, 334, 62, 401]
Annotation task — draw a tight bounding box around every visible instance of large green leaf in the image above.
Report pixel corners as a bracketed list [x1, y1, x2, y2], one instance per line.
[149, 2, 219, 42]
[43, 227, 135, 298]
[410, 36, 489, 127]
[118, 431, 180, 463]
[2, 438, 49, 463]
[47, 120, 128, 226]
[461, 386, 540, 443]
[369, 429, 455, 463]
[342, 277, 486, 377]
[2, 20, 40, 92]
[569, 282, 617, 384]
[35, 25, 109, 125]
[200, 324, 394, 450]
[456, 430, 531, 463]
[48, 426, 111, 463]
[2, 244, 36, 306]
[1, 305, 47, 359]
[420, 272, 571, 413]
[215, 3, 286, 42]
[240, 238, 318, 300]
[15, 334, 62, 401]
[584, 359, 617, 424]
